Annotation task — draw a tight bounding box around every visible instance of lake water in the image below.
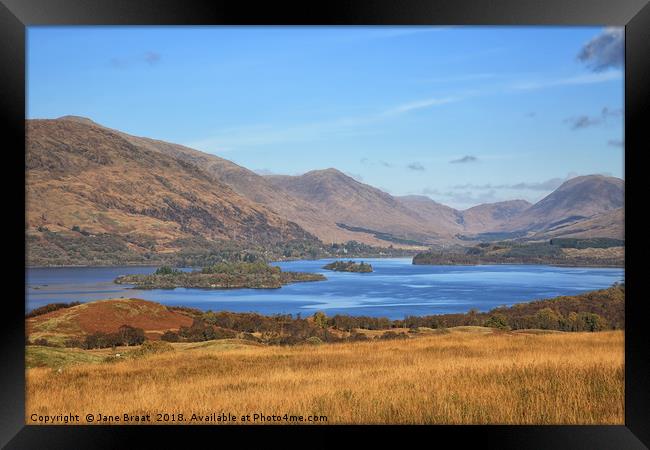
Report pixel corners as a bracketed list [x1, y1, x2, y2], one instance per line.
[25, 258, 624, 320]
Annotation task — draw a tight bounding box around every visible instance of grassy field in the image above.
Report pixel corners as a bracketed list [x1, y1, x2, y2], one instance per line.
[26, 328, 623, 425]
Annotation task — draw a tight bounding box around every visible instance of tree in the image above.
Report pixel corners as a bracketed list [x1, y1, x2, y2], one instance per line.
[161, 330, 180, 342]
[466, 308, 480, 326]
[312, 312, 328, 329]
[577, 312, 608, 331]
[534, 308, 561, 330]
[155, 265, 177, 275]
[484, 313, 509, 330]
[118, 325, 145, 346]
[567, 311, 579, 331]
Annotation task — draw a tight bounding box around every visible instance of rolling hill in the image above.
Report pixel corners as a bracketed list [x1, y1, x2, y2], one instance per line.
[26, 118, 318, 265]
[26, 298, 194, 344]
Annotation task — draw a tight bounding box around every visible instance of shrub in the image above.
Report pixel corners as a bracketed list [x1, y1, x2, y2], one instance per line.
[576, 312, 608, 332]
[305, 336, 323, 345]
[347, 332, 369, 342]
[484, 314, 509, 330]
[135, 341, 174, 354]
[154, 265, 178, 275]
[160, 330, 180, 342]
[131, 341, 175, 357]
[241, 332, 261, 342]
[26, 302, 82, 318]
[379, 331, 409, 340]
[83, 332, 122, 349]
[534, 308, 561, 330]
[118, 325, 146, 346]
[64, 338, 84, 348]
[312, 312, 328, 329]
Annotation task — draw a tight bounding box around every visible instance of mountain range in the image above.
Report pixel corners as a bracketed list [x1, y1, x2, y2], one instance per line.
[26, 116, 624, 265]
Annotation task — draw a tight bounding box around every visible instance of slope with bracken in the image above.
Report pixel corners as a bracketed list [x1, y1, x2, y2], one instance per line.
[26, 118, 316, 265]
[501, 175, 624, 239]
[58, 116, 388, 247]
[266, 168, 461, 245]
[26, 298, 194, 343]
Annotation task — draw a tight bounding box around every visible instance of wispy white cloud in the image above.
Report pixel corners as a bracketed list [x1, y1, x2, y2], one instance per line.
[509, 71, 622, 91]
[416, 73, 498, 83]
[184, 63, 621, 154]
[382, 96, 459, 116]
[186, 94, 462, 153]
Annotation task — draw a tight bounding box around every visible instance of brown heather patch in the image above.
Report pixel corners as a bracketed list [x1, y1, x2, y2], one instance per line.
[26, 329, 623, 425]
[28, 299, 193, 342]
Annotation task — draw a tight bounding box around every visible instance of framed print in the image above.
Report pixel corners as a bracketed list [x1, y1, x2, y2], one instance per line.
[1, 0, 648, 447]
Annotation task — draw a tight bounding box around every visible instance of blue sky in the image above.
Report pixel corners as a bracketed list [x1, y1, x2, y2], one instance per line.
[27, 26, 624, 209]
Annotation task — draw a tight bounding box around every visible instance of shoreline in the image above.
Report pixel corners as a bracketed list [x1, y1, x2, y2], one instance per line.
[412, 261, 624, 269]
[27, 254, 624, 270]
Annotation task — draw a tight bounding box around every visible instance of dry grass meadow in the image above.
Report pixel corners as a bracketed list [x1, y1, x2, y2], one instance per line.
[26, 328, 624, 425]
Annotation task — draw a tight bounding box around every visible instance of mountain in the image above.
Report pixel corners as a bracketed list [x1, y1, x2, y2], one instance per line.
[460, 200, 533, 234]
[26, 116, 625, 265]
[395, 195, 465, 234]
[502, 175, 624, 234]
[266, 169, 458, 245]
[26, 118, 316, 265]
[53, 117, 395, 247]
[110, 133, 391, 247]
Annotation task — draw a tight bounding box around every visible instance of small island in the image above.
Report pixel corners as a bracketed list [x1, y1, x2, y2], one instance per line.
[323, 260, 373, 273]
[115, 261, 326, 289]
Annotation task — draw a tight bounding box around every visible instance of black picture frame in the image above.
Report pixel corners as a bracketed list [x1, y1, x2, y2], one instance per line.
[2, 0, 648, 447]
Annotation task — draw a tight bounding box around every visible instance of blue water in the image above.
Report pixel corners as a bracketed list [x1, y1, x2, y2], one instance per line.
[25, 258, 624, 320]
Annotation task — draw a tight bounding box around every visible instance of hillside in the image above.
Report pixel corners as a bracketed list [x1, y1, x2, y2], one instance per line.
[502, 175, 624, 234]
[460, 200, 533, 234]
[53, 117, 390, 247]
[102, 123, 390, 247]
[26, 118, 318, 265]
[413, 239, 624, 267]
[395, 195, 466, 235]
[267, 169, 459, 245]
[530, 207, 624, 240]
[26, 298, 194, 344]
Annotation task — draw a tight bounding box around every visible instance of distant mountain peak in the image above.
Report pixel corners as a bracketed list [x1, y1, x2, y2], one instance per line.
[557, 174, 623, 190]
[56, 115, 100, 126]
[304, 168, 347, 177]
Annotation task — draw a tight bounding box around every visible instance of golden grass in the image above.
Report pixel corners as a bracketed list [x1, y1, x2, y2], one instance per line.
[26, 329, 623, 425]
